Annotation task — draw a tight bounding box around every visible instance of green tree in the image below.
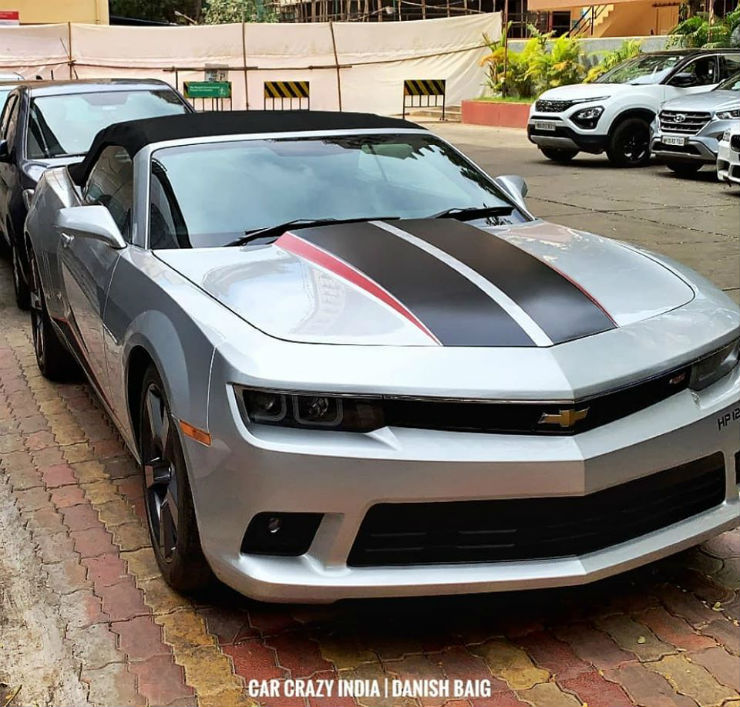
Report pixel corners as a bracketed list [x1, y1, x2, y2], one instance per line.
[202, 0, 278, 22]
[109, 0, 204, 22]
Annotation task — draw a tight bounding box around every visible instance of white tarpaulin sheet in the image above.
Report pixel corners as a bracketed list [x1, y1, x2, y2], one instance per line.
[0, 14, 500, 114]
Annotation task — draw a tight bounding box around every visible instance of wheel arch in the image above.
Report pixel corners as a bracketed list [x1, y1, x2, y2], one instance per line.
[126, 345, 155, 451]
[608, 108, 656, 135]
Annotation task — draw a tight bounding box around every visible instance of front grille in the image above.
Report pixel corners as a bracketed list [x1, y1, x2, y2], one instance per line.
[382, 366, 690, 435]
[535, 99, 574, 113]
[731, 134, 740, 151]
[348, 453, 726, 567]
[659, 110, 711, 135]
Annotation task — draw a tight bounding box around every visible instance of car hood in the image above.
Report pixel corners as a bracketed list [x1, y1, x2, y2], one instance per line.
[155, 219, 695, 347]
[661, 90, 739, 113]
[536, 83, 641, 102]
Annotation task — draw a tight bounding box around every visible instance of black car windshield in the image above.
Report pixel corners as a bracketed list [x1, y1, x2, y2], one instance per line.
[596, 54, 682, 84]
[148, 134, 525, 249]
[717, 72, 740, 91]
[27, 89, 188, 159]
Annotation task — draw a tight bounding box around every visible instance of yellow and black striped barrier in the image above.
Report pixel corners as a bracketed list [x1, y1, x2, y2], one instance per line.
[264, 80, 310, 110]
[402, 79, 446, 120]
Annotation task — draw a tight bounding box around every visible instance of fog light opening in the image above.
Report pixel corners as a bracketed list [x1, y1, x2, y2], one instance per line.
[241, 512, 323, 556]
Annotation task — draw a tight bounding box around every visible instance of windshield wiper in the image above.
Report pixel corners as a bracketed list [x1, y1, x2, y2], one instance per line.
[430, 205, 515, 221]
[227, 216, 400, 247]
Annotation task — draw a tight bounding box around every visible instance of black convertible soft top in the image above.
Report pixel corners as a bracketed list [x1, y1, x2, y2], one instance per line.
[69, 110, 424, 185]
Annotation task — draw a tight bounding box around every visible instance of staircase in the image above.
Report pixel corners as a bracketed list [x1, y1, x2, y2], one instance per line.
[568, 4, 614, 37]
[405, 104, 461, 122]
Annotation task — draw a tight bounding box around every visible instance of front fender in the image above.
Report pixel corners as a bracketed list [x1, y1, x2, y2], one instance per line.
[104, 250, 217, 456]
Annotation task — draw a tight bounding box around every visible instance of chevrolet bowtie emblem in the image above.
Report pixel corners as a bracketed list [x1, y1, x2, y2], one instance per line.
[539, 407, 590, 428]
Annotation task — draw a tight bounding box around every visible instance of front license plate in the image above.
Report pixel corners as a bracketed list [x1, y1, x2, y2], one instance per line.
[534, 120, 557, 132]
[663, 135, 686, 146]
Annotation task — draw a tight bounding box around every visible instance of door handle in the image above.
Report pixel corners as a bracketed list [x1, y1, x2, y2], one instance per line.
[61, 232, 74, 248]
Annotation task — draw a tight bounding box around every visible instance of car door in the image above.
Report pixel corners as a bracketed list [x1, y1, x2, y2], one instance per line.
[663, 55, 721, 101]
[59, 145, 133, 398]
[0, 92, 19, 246]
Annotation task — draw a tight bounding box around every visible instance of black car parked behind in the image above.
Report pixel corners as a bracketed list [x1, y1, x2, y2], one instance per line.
[0, 79, 192, 309]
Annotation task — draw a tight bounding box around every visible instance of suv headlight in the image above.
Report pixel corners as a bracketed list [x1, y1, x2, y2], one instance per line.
[690, 339, 740, 391]
[238, 387, 385, 432]
[572, 106, 604, 129]
[716, 108, 740, 120]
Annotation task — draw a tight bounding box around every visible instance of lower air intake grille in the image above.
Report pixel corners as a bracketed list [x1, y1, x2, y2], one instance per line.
[348, 453, 725, 567]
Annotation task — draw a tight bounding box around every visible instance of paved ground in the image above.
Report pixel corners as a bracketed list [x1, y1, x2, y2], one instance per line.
[0, 123, 738, 707]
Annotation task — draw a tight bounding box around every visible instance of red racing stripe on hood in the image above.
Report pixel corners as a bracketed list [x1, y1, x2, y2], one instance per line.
[276, 231, 441, 344]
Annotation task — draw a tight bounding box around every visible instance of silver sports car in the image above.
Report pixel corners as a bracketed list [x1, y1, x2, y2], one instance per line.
[25, 111, 740, 602]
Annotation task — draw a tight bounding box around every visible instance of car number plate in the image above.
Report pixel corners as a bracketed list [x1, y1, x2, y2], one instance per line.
[534, 120, 557, 131]
[663, 135, 686, 146]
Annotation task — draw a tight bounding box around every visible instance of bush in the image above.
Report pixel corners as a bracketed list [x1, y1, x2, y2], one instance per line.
[584, 39, 643, 82]
[669, 4, 740, 47]
[480, 25, 585, 99]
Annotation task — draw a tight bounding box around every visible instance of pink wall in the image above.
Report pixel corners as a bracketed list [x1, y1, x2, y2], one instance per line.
[461, 100, 530, 128]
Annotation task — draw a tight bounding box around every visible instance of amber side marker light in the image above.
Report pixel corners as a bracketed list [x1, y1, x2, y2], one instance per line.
[179, 420, 212, 446]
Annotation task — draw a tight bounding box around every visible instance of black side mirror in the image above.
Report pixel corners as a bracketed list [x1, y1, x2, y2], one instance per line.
[0, 139, 10, 163]
[670, 72, 697, 88]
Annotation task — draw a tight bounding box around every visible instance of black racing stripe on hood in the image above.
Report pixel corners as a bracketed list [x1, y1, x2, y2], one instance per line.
[397, 219, 616, 344]
[297, 222, 535, 347]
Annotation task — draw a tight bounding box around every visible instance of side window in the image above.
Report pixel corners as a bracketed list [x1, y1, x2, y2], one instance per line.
[675, 56, 719, 86]
[84, 145, 134, 242]
[720, 54, 740, 80]
[0, 94, 18, 139]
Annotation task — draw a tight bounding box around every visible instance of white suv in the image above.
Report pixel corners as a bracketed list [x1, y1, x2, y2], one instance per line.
[527, 49, 740, 167]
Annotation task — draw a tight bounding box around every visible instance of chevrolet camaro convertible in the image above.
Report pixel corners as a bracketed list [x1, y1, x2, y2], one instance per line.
[25, 111, 740, 602]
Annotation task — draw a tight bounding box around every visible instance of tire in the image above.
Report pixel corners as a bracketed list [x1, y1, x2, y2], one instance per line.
[139, 365, 213, 594]
[540, 147, 579, 163]
[28, 247, 80, 382]
[606, 117, 651, 167]
[665, 161, 702, 178]
[11, 241, 30, 310]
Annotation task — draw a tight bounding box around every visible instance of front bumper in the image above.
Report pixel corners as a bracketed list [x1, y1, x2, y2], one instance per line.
[717, 138, 740, 184]
[651, 118, 735, 165]
[527, 123, 607, 154]
[187, 357, 740, 603]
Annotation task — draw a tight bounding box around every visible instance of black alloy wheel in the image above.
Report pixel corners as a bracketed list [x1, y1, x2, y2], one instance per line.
[607, 118, 651, 167]
[28, 246, 79, 381]
[12, 241, 30, 310]
[139, 365, 212, 593]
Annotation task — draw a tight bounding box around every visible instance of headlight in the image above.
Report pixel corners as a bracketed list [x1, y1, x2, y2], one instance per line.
[572, 106, 604, 129]
[238, 388, 384, 432]
[716, 109, 740, 120]
[690, 339, 740, 391]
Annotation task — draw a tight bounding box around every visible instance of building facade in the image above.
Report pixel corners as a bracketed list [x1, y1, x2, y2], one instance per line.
[5, 0, 109, 24]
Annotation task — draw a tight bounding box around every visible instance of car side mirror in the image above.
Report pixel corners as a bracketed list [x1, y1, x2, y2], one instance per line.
[496, 174, 528, 207]
[55, 205, 127, 249]
[670, 72, 697, 88]
[0, 139, 10, 163]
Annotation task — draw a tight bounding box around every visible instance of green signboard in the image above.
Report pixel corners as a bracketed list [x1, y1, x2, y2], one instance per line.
[184, 81, 232, 99]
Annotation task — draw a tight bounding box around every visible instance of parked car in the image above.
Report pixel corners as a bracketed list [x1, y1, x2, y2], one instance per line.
[651, 72, 740, 177]
[0, 79, 192, 309]
[25, 111, 739, 602]
[528, 49, 740, 167]
[717, 125, 740, 184]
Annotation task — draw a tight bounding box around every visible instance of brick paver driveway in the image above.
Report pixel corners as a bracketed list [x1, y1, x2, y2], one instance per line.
[1, 126, 738, 707]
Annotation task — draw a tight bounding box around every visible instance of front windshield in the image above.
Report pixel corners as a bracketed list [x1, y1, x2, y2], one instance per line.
[148, 134, 523, 249]
[27, 90, 188, 159]
[596, 54, 682, 85]
[717, 72, 740, 91]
